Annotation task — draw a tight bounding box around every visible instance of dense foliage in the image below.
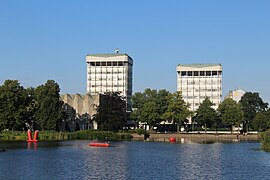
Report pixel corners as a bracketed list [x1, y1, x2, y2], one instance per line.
[132, 89, 171, 128]
[131, 89, 191, 131]
[193, 97, 217, 133]
[34, 80, 65, 131]
[217, 98, 243, 132]
[239, 92, 268, 131]
[93, 92, 127, 131]
[253, 110, 270, 131]
[0, 80, 66, 131]
[132, 89, 269, 133]
[163, 92, 192, 132]
[0, 130, 132, 141]
[261, 131, 270, 152]
[0, 80, 30, 130]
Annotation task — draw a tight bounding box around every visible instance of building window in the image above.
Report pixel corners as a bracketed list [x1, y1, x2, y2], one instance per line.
[212, 71, 218, 76]
[188, 71, 192, 76]
[206, 71, 211, 76]
[194, 71, 199, 76]
[181, 71, 187, 76]
[200, 71, 205, 76]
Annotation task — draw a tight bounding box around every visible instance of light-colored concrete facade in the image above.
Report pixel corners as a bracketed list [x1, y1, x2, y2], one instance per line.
[177, 64, 222, 111]
[61, 94, 99, 129]
[225, 89, 245, 103]
[86, 53, 133, 110]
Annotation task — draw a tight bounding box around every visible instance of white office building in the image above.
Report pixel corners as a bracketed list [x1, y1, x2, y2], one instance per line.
[177, 64, 222, 111]
[86, 53, 133, 110]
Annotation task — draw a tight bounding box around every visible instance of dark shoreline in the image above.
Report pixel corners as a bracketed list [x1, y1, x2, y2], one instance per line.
[132, 133, 260, 143]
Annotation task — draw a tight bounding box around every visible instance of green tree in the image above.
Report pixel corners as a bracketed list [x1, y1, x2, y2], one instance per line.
[131, 91, 146, 125]
[0, 80, 28, 131]
[193, 97, 217, 133]
[131, 88, 170, 129]
[156, 89, 171, 118]
[163, 92, 191, 132]
[253, 110, 270, 131]
[132, 92, 145, 109]
[140, 101, 160, 129]
[34, 80, 65, 131]
[93, 92, 126, 131]
[239, 92, 268, 132]
[24, 87, 37, 130]
[217, 98, 243, 133]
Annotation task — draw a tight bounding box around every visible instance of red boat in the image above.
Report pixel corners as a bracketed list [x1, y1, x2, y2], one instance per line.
[89, 141, 110, 147]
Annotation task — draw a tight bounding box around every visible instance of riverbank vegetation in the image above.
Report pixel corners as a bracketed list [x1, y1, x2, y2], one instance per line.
[132, 89, 268, 133]
[261, 131, 270, 152]
[0, 80, 65, 131]
[0, 130, 132, 141]
[0, 80, 130, 133]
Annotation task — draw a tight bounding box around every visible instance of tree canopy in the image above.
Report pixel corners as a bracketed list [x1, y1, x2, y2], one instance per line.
[34, 80, 65, 131]
[193, 97, 217, 132]
[163, 92, 191, 132]
[217, 98, 243, 133]
[93, 92, 127, 131]
[0, 79, 66, 131]
[131, 88, 170, 128]
[253, 110, 270, 131]
[0, 80, 28, 130]
[239, 92, 268, 131]
[35, 80, 65, 130]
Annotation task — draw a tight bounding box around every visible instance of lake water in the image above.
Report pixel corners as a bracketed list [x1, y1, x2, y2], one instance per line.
[0, 140, 270, 180]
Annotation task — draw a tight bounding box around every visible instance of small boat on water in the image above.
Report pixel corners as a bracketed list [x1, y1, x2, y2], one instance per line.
[89, 141, 110, 147]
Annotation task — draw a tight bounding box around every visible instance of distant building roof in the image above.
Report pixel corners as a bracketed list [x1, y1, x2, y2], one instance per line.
[178, 63, 222, 68]
[86, 53, 132, 58]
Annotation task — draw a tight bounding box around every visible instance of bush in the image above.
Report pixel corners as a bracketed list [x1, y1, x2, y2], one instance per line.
[0, 130, 132, 141]
[261, 131, 270, 152]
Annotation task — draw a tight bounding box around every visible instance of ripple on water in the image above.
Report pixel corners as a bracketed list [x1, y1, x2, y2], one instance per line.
[0, 141, 269, 180]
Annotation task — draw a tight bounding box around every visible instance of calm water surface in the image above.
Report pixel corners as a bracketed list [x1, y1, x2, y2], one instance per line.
[0, 140, 269, 180]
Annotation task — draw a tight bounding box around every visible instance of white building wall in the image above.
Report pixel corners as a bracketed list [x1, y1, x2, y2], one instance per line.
[86, 54, 133, 111]
[225, 89, 245, 103]
[177, 64, 222, 112]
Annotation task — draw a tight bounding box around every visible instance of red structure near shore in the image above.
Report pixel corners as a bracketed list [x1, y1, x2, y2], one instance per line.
[169, 137, 176, 142]
[27, 130, 39, 143]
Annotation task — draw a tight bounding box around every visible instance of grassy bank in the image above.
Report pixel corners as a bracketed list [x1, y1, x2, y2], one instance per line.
[261, 131, 270, 152]
[0, 130, 132, 141]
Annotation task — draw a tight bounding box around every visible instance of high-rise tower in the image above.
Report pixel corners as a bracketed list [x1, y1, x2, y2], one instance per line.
[86, 53, 133, 110]
[177, 64, 222, 111]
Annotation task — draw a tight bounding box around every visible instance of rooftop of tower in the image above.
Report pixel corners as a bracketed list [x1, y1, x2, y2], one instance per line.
[86, 53, 131, 58]
[177, 63, 222, 68]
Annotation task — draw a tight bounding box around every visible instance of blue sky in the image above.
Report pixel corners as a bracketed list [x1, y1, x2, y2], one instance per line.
[1, 1, 270, 102]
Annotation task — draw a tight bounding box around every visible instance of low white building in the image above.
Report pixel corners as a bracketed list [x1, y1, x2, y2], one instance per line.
[225, 89, 246, 103]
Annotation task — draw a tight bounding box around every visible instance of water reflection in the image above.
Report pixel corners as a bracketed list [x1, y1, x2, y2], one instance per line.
[0, 141, 270, 179]
[83, 142, 129, 179]
[176, 143, 223, 179]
